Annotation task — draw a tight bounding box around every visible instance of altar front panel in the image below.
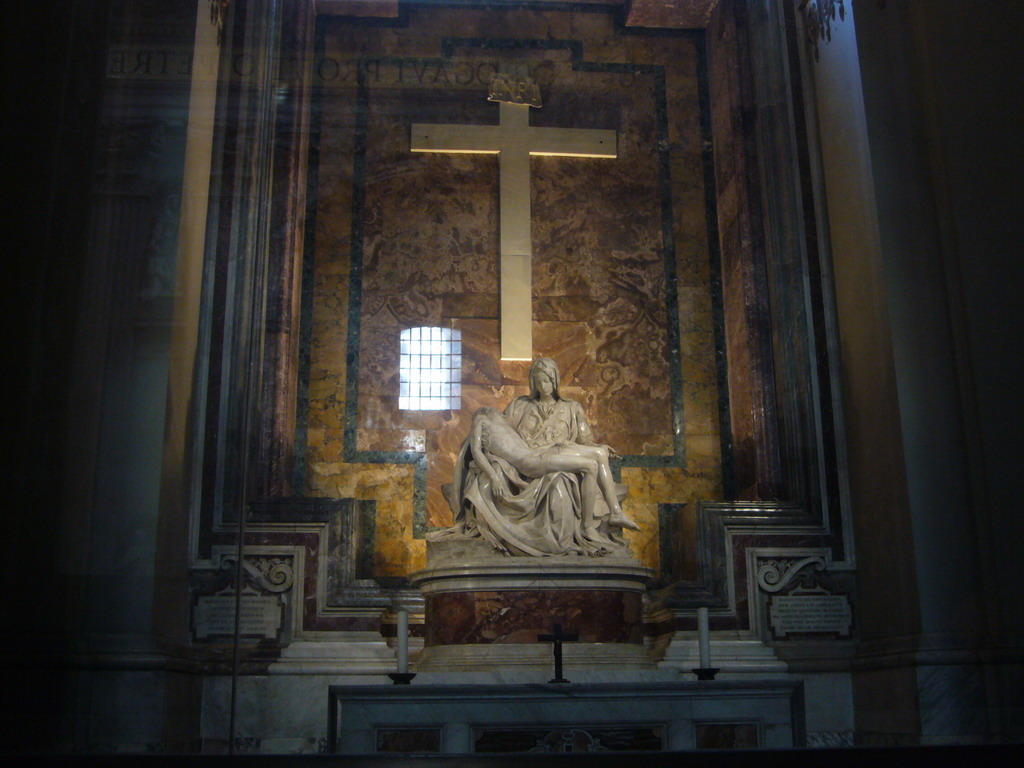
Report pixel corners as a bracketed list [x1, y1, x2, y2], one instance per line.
[328, 682, 803, 753]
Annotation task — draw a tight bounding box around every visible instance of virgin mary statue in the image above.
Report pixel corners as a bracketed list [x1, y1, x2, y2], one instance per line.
[429, 358, 639, 556]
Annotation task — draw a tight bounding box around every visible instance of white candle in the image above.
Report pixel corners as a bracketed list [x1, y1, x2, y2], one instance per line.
[396, 608, 409, 673]
[697, 607, 711, 669]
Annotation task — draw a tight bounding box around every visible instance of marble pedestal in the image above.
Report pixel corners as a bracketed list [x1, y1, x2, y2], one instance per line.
[410, 540, 654, 672]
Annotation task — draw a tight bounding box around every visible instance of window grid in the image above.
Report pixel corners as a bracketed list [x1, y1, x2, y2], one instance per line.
[399, 326, 462, 410]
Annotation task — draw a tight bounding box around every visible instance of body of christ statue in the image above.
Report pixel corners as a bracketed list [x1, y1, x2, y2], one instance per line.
[429, 358, 640, 557]
[468, 405, 640, 537]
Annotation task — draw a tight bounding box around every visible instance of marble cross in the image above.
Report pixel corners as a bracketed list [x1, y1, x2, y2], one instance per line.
[411, 101, 617, 360]
[538, 622, 579, 684]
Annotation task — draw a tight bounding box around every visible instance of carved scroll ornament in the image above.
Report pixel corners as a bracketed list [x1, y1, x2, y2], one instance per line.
[756, 555, 826, 593]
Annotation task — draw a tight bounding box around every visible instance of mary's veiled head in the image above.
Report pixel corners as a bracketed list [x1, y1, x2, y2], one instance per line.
[528, 357, 561, 401]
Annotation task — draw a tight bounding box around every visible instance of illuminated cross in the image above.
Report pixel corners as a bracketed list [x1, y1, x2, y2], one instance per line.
[411, 101, 617, 361]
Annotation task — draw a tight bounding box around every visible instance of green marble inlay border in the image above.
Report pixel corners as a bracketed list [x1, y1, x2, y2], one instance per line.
[291, 21, 328, 494]
[298, 5, 729, 537]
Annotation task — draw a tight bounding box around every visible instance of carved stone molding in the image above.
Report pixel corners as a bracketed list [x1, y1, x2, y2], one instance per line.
[806, 730, 854, 747]
[220, 554, 295, 594]
[797, 0, 846, 61]
[191, 546, 304, 645]
[625, 0, 721, 30]
[756, 555, 826, 594]
[746, 548, 857, 646]
[242, 498, 422, 635]
[209, 0, 230, 45]
[657, 501, 817, 611]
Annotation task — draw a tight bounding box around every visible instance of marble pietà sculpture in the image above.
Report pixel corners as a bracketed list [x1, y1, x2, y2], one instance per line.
[429, 358, 639, 556]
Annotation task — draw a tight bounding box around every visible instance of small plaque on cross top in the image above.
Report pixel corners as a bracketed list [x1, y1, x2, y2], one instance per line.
[488, 73, 542, 108]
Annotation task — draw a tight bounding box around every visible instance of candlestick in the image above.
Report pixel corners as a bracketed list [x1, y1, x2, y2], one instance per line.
[697, 607, 711, 669]
[396, 608, 409, 674]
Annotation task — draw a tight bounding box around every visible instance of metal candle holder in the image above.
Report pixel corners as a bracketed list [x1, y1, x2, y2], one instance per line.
[692, 667, 720, 681]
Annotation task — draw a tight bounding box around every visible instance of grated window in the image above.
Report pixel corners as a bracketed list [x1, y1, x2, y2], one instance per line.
[399, 327, 462, 410]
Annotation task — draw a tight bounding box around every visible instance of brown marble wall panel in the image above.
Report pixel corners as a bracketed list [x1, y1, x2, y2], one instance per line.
[626, 501, 661, 571]
[459, 318, 503, 386]
[623, 458, 721, 581]
[426, 450, 456, 529]
[531, 321, 596, 386]
[374, 498, 425, 577]
[307, 459, 410, 503]
[317, 0, 400, 20]
[533, 295, 601, 322]
[441, 292, 498, 319]
[706, 0, 783, 501]
[425, 589, 644, 646]
[627, 0, 720, 30]
[529, 60, 673, 444]
[305, 7, 724, 580]
[357, 429, 426, 453]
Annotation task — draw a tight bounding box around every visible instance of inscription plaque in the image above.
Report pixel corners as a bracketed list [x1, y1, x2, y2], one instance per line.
[193, 592, 282, 640]
[770, 592, 852, 637]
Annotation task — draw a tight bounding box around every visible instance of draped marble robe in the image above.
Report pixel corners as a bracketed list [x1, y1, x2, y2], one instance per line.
[430, 396, 621, 556]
